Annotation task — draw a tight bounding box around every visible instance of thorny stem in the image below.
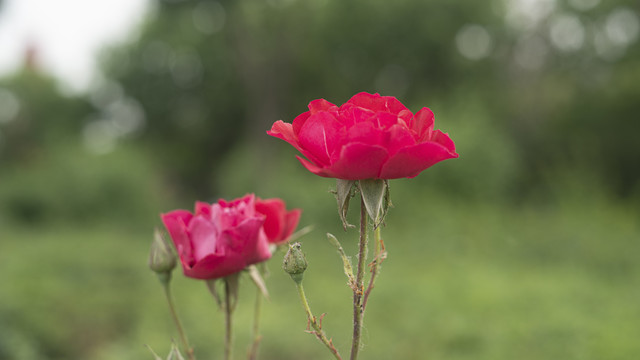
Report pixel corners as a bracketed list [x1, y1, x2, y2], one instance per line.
[247, 285, 262, 360]
[350, 196, 368, 360]
[363, 224, 383, 311]
[295, 282, 343, 360]
[224, 280, 233, 360]
[162, 282, 195, 360]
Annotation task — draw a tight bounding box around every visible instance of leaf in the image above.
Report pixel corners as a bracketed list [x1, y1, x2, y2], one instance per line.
[144, 344, 164, 360]
[247, 265, 270, 300]
[167, 344, 186, 360]
[205, 279, 222, 310]
[334, 179, 356, 230]
[358, 179, 386, 226]
[327, 233, 355, 289]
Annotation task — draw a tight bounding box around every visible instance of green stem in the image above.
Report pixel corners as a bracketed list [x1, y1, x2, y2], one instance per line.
[224, 279, 233, 360]
[295, 282, 343, 360]
[247, 286, 262, 360]
[363, 224, 382, 311]
[162, 281, 195, 360]
[350, 196, 368, 360]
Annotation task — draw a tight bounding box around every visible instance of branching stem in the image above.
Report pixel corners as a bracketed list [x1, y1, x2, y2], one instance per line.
[295, 282, 343, 360]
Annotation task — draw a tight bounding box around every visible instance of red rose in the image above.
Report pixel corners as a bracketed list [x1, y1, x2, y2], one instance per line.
[255, 198, 301, 245]
[161, 194, 272, 280]
[268, 92, 458, 180]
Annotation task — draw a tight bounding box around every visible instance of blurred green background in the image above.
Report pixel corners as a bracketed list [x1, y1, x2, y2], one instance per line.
[1, 0, 639, 359]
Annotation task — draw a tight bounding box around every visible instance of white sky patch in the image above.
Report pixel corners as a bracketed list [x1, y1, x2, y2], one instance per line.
[0, 0, 150, 92]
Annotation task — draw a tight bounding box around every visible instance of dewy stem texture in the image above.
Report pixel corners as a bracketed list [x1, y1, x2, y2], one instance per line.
[350, 196, 368, 360]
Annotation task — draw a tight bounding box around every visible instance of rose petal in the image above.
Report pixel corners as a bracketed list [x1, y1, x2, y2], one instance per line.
[327, 143, 389, 180]
[187, 216, 218, 262]
[386, 124, 416, 155]
[246, 230, 272, 265]
[185, 252, 245, 279]
[268, 120, 300, 148]
[338, 103, 374, 126]
[292, 111, 311, 135]
[346, 121, 384, 146]
[161, 210, 194, 263]
[347, 92, 409, 116]
[373, 111, 400, 130]
[295, 155, 336, 178]
[220, 217, 265, 254]
[412, 108, 435, 141]
[347, 92, 388, 113]
[381, 95, 409, 115]
[255, 198, 285, 242]
[281, 209, 302, 244]
[298, 111, 345, 164]
[308, 98, 338, 114]
[195, 201, 212, 219]
[268, 120, 328, 170]
[429, 129, 457, 154]
[379, 141, 459, 179]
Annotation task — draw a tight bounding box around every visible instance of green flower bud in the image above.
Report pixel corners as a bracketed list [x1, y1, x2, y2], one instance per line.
[148, 228, 177, 275]
[283, 242, 308, 283]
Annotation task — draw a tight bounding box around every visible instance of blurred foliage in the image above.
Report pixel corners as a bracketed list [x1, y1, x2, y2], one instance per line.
[1, 190, 639, 359]
[97, 0, 640, 203]
[1, 0, 640, 359]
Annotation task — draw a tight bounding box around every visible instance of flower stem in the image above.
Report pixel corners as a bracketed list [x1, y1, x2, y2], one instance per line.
[224, 279, 234, 360]
[363, 224, 383, 311]
[162, 281, 195, 360]
[295, 282, 343, 360]
[247, 286, 262, 360]
[350, 196, 368, 360]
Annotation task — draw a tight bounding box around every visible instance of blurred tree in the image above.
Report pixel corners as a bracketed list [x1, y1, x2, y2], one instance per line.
[0, 46, 90, 166]
[101, 0, 640, 202]
[0, 46, 167, 226]
[101, 0, 497, 198]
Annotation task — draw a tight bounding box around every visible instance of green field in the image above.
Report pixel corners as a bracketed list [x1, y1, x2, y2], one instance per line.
[2, 185, 638, 360]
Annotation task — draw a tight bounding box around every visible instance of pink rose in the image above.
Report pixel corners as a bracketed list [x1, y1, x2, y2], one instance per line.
[268, 92, 458, 180]
[161, 194, 272, 280]
[255, 198, 301, 245]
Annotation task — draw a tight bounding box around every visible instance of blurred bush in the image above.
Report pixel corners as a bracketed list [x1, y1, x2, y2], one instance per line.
[1, 1, 640, 357]
[97, 0, 640, 204]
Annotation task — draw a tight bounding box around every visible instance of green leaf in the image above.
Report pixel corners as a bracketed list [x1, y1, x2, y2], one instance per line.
[144, 344, 164, 360]
[327, 233, 355, 289]
[358, 179, 386, 226]
[247, 265, 270, 300]
[167, 344, 186, 360]
[205, 279, 223, 310]
[334, 179, 356, 230]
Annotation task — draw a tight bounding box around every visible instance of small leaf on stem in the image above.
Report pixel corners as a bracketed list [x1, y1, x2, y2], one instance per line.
[326, 233, 356, 289]
[334, 179, 356, 230]
[358, 179, 386, 226]
[205, 279, 223, 310]
[247, 265, 270, 300]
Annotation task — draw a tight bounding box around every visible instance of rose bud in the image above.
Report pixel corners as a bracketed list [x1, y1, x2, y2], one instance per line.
[148, 228, 177, 283]
[283, 242, 308, 283]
